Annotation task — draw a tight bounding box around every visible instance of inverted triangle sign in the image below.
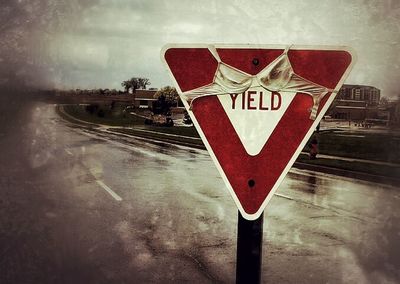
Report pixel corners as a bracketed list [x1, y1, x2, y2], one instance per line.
[162, 44, 355, 220]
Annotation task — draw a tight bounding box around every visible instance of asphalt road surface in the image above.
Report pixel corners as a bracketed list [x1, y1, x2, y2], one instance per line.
[1, 102, 399, 283]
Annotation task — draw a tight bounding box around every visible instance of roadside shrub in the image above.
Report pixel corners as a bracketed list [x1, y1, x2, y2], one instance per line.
[85, 104, 99, 115]
[97, 109, 105, 118]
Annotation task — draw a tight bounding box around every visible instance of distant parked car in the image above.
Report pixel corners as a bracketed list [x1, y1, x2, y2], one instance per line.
[183, 113, 192, 125]
[145, 114, 174, 126]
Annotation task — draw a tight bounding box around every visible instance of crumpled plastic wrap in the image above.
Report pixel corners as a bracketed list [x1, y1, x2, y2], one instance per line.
[182, 45, 334, 120]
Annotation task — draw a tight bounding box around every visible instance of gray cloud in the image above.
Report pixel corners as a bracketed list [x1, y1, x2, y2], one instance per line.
[1, 0, 399, 97]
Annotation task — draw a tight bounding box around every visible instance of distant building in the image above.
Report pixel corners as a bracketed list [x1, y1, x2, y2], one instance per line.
[394, 101, 400, 125]
[133, 89, 157, 108]
[130, 89, 184, 109]
[336, 84, 380, 106]
[328, 84, 381, 121]
[379, 100, 400, 127]
[329, 99, 367, 120]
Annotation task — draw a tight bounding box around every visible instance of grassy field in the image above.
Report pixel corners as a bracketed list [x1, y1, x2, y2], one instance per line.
[306, 131, 400, 163]
[62, 104, 200, 135]
[110, 128, 204, 148]
[138, 124, 199, 137]
[62, 104, 145, 126]
[297, 153, 400, 179]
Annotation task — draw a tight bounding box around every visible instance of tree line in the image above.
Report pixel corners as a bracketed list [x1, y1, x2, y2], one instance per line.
[55, 76, 181, 114]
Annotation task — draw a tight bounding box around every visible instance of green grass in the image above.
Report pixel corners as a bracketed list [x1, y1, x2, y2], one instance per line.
[138, 125, 199, 137]
[297, 154, 400, 179]
[63, 104, 145, 126]
[111, 128, 204, 148]
[62, 104, 200, 136]
[306, 131, 400, 163]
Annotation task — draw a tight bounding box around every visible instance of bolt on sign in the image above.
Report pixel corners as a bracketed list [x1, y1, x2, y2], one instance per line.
[162, 44, 355, 220]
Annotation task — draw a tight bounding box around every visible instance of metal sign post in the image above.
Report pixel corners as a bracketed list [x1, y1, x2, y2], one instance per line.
[236, 211, 264, 284]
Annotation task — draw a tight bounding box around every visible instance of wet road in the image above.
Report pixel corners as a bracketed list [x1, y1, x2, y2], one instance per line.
[1, 102, 399, 283]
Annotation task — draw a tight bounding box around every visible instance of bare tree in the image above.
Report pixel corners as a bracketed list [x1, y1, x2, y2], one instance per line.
[380, 96, 389, 106]
[138, 78, 151, 90]
[121, 77, 151, 107]
[121, 77, 150, 93]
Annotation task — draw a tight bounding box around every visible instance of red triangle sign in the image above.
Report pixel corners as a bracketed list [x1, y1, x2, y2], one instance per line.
[162, 44, 355, 220]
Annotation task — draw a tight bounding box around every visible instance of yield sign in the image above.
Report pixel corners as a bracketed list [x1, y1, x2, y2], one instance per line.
[162, 44, 355, 220]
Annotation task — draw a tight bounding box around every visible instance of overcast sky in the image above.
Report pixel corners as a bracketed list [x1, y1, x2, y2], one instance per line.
[1, 0, 399, 97]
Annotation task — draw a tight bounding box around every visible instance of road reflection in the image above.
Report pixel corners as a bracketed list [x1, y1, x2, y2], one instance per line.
[307, 172, 317, 193]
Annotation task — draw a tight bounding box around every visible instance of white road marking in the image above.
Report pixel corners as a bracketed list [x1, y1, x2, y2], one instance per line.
[65, 149, 73, 156]
[123, 128, 202, 140]
[274, 193, 294, 200]
[95, 180, 123, 201]
[78, 130, 158, 158]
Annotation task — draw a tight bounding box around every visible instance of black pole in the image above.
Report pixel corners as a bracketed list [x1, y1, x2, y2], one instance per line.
[236, 211, 264, 284]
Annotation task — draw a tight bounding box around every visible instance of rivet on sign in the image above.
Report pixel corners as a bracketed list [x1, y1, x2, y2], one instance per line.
[248, 179, 256, 188]
[252, 58, 259, 66]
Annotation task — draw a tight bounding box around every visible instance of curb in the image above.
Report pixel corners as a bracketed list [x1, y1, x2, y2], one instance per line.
[107, 128, 206, 150]
[56, 105, 99, 127]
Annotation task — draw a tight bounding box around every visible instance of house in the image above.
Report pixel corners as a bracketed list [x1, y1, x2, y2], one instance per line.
[131, 89, 185, 109]
[132, 89, 157, 108]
